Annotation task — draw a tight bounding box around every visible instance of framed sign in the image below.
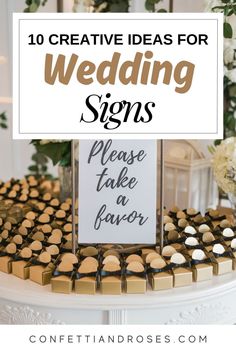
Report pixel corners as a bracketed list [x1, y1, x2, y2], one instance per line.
[79, 139, 157, 244]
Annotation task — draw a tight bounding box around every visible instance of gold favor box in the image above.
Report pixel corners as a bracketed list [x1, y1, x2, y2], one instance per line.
[0, 255, 13, 274]
[149, 270, 173, 291]
[74, 275, 97, 295]
[172, 267, 192, 287]
[190, 249, 213, 282]
[211, 256, 233, 275]
[192, 263, 213, 282]
[51, 274, 74, 294]
[100, 275, 122, 295]
[125, 274, 146, 294]
[12, 259, 31, 279]
[182, 248, 213, 282]
[29, 263, 55, 286]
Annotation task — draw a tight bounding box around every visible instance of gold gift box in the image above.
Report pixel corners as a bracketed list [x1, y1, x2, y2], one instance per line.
[172, 266, 192, 287]
[29, 262, 55, 286]
[211, 256, 233, 275]
[149, 270, 173, 291]
[0, 255, 12, 273]
[12, 259, 31, 279]
[164, 253, 192, 288]
[74, 274, 97, 295]
[51, 273, 74, 294]
[185, 249, 213, 282]
[192, 262, 213, 282]
[125, 274, 146, 294]
[207, 243, 233, 275]
[100, 275, 122, 295]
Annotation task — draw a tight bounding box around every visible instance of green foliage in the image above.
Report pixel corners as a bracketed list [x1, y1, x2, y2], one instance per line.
[145, 0, 167, 12]
[27, 151, 52, 179]
[224, 21, 233, 38]
[31, 140, 72, 167]
[109, 0, 129, 12]
[0, 112, 8, 129]
[24, 0, 48, 13]
[91, 0, 130, 12]
[211, 1, 236, 39]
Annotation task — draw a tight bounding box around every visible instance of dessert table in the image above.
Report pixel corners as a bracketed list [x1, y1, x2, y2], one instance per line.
[1, 270, 236, 325]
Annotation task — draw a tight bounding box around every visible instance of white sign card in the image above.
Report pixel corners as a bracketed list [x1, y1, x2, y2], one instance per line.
[79, 140, 157, 244]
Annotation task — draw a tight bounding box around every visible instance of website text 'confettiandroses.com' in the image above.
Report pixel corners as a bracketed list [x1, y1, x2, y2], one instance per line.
[1, 325, 233, 353]
[28, 333, 207, 345]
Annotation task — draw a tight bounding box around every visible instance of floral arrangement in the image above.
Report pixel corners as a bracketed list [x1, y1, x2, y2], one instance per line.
[24, 0, 130, 13]
[76, 0, 168, 13]
[212, 137, 236, 194]
[24, 0, 168, 14]
[206, 0, 236, 142]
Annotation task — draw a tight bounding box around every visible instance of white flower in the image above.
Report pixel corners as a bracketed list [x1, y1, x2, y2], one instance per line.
[212, 137, 236, 194]
[226, 68, 236, 82]
[231, 99, 236, 108]
[40, 140, 51, 145]
[224, 38, 236, 51]
[204, 0, 223, 12]
[224, 46, 235, 65]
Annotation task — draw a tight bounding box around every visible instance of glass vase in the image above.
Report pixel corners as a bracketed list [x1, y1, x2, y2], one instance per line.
[58, 165, 72, 202]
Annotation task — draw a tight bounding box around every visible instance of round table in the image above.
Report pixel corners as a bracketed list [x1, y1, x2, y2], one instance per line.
[0, 271, 236, 324]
